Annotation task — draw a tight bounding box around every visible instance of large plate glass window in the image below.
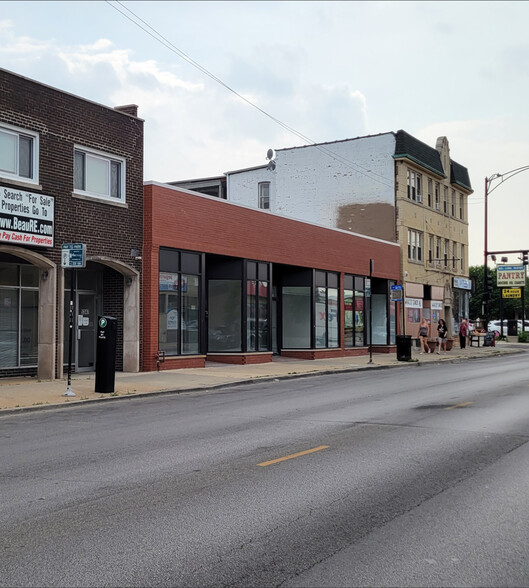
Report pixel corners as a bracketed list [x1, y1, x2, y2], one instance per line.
[159, 249, 201, 356]
[0, 263, 39, 368]
[0, 124, 39, 184]
[74, 146, 126, 203]
[315, 271, 339, 349]
[246, 261, 269, 351]
[344, 275, 365, 347]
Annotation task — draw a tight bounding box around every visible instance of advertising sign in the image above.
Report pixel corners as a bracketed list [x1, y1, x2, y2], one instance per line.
[502, 288, 522, 299]
[0, 185, 54, 247]
[405, 297, 423, 308]
[431, 300, 443, 310]
[453, 277, 472, 290]
[497, 265, 526, 287]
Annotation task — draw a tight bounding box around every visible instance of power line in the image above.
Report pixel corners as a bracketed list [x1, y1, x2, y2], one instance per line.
[104, 0, 394, 188]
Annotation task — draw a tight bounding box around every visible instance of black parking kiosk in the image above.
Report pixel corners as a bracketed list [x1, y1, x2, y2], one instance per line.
[95, 316, 117, 394]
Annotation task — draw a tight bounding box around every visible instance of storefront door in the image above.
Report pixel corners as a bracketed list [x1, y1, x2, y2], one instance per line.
[76, 293, 97, 371]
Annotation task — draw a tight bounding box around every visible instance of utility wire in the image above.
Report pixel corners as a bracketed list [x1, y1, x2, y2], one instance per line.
[105, 0, 393, 188]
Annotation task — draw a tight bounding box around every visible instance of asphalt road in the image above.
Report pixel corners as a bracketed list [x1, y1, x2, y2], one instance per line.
[1, 352, 529, 587]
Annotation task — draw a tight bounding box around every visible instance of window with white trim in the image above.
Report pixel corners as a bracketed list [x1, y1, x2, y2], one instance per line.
[428, 235, 434, 265]
[258, 182, 270, 209]
[407, 169, 422, 202]
[427, 179, 433, 207]
[0, 124, 39, 184]
[452, 241, 457, 269]
[461, 244, 465, 271]
[451, 189, 456, 216]
[407, 229, 423, 262]
[74, 146, 126, 202]
[444, 239, 449, 267]
[434, 182, 440, 210]
[443, 186, 448, 214]
[459, 192, 464, 220]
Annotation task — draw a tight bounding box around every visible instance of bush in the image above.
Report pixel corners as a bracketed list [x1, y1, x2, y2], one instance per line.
[518, 330, 529, 343]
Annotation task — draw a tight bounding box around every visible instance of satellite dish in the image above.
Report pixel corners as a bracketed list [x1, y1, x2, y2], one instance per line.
[266, 148, 275, 161]
[266, 160, 276, 171]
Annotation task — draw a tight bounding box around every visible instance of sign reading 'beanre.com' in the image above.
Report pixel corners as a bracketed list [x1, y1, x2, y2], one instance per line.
[0, 185, 54, 248]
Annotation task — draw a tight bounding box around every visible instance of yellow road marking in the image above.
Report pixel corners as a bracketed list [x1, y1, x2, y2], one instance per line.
[445, 401, 473, 410]
[258, 445, 329, 467]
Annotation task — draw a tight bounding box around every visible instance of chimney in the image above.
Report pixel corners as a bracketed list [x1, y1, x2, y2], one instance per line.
[114, 104, 139, 117]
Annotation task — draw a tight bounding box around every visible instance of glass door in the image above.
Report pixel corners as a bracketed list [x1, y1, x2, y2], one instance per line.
[76, 293, 96, 371]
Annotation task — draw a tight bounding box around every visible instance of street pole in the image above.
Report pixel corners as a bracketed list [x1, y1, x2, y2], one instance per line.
[63, 268, 76, 397]
[368, 258, 373, 364]
[483, 176, 489, 331]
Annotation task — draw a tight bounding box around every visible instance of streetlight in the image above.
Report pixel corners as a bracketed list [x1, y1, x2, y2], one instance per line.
[484, 166, 529, 329]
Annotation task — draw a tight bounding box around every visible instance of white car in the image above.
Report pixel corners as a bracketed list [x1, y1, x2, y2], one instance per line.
[488, 319, 529, 336]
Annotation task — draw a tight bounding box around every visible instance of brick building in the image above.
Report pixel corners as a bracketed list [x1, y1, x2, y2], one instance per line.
[0, 68, 143, 378]
[171, 131, 473, 339]
[143, 182, 400, 371]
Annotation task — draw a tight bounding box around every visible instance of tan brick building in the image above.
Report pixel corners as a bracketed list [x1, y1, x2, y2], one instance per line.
[394, 132, 473, 338]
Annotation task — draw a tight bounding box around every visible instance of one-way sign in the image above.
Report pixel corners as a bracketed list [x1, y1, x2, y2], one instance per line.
[61, 243, 86, 268]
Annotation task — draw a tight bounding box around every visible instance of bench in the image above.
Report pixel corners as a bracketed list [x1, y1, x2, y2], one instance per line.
[469, 331, 489, 347]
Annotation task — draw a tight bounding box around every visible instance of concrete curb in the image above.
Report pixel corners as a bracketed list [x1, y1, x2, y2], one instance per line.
[0, 347, 524, 417]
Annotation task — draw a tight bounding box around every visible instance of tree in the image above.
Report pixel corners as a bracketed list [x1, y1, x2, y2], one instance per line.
[469, 265, 528, 320]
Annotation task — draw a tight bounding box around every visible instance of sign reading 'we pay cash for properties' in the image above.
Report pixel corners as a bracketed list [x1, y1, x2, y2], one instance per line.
[0, 185, 54, 248]
[497, 265, 526, 287]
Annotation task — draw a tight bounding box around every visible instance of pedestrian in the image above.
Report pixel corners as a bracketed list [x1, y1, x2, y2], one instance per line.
[459, 317, 469, 349]
[418, 317, 430, 354]
[437, 318, 448, 354]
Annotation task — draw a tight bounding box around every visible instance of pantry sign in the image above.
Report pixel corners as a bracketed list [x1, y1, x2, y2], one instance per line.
[497, 265, 525, 287]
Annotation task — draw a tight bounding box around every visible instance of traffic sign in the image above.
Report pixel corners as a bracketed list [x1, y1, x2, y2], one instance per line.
[61, 243, 86, 268]
[391, 284, 403, 301]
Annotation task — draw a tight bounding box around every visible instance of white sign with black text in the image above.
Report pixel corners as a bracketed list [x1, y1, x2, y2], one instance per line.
[0, 185, 54, 247]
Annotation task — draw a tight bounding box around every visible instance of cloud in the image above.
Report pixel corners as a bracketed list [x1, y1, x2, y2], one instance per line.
[417, 119, 529, 266]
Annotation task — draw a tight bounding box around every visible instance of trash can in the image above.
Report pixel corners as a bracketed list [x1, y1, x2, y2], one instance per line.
[95, 316, 117, 393]
[507, 319, 517, 337]
[396, 334, 412, 361]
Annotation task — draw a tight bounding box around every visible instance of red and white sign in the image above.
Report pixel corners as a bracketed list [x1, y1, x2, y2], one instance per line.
[0, 185, 54, 248]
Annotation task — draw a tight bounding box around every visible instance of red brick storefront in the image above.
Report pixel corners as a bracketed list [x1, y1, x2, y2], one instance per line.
[143, 182, 400, 371]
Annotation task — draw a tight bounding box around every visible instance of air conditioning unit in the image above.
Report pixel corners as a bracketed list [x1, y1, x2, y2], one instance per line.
[435, 203, 441, 210]
[417, 194, 423, 203]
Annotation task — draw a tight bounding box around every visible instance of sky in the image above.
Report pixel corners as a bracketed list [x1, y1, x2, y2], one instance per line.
[1, 0, 529, 267]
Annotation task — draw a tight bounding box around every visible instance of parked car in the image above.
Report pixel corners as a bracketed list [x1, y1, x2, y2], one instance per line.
[487, 319, 529, 337]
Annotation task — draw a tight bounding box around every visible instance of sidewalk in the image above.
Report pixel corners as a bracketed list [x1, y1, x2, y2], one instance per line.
[1, 341, 525, 414]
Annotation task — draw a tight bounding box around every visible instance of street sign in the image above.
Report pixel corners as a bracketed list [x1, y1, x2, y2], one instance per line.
[502, 288, 522, 299]
[497, 265, 526, 287]
[390, 284, 403, 302]
[61, 243, 86, 268]
[365, 278, 371, 297]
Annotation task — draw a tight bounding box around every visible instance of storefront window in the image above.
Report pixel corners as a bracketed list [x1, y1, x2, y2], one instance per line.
[328, 288, 339, 347]
[0, 263, 39, 368]
[247, 279, 269, 352]
[282, 286, 311, 348]
[314, 272, 339, 349]
[355, 291, 365, 346]
[182, 275, 199, 354]
[315, 287, 327, 348]
[208, 280, 241, 352]
[344, 288, 354, 347]
[159, 249, 201, 356]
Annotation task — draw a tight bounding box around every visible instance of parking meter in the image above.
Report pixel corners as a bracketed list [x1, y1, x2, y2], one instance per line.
[95, 316, 117, 393]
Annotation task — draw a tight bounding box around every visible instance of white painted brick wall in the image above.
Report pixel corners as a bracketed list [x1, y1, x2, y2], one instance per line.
[227, 133, 396, 229]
